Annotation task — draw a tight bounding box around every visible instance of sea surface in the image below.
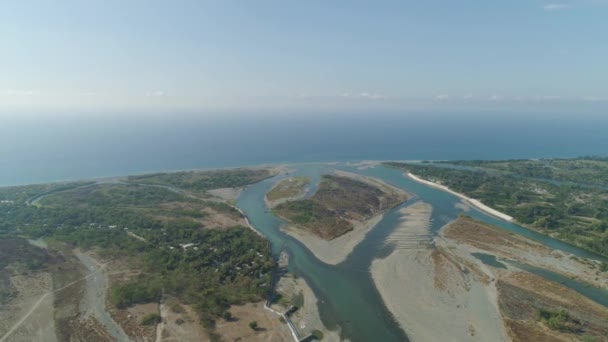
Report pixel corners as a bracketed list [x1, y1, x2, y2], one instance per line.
[2, 112, 608, 186]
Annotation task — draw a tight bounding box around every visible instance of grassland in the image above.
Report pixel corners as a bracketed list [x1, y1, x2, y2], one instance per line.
[385, 158, 608, 257]
[274, 174, 406, 240]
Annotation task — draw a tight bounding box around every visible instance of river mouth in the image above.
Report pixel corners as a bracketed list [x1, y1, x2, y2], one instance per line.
[236, 162, 608, 341]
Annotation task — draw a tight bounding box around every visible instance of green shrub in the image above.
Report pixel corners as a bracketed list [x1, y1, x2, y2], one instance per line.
[312, 329, 324, 340]
[537, 308, 571, 332]
[141, 313, 161, 325]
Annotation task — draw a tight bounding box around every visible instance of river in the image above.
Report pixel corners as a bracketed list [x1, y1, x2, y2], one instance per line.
[236, 163, 608, 342]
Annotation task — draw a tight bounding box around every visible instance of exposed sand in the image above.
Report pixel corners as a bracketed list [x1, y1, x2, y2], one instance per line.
[442, 217, 608, 291]
[282, 214, 385, 265]
[371, 202, 509, 342]
[407, 172, 514, 221]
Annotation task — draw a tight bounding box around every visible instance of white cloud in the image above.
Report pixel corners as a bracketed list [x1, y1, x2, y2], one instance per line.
[340, 92, 388, 100]
[434, 94, 450, 101]
[0, 89, 36, 96]
[542, 3, 571, 10]
[581, 95, 608, 102]
[146, 90, 165, 97]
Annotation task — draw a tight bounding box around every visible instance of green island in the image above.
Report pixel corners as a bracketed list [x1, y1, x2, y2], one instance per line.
[0, 168, 282, 341]
[385, 157, 608, 257]
[265, 176, 310, 206]
[274, 173, 406, 240]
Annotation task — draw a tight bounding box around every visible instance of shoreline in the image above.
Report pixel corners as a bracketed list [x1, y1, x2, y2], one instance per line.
[406, 172, 513, 222]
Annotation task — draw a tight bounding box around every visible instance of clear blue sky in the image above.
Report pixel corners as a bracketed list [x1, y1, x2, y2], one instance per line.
[1, 0, 607, 114]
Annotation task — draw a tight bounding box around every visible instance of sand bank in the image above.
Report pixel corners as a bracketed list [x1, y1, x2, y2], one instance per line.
[371, 202, 508, 342]
[407, 172, 513, 221]
[282, 214, 384, 265]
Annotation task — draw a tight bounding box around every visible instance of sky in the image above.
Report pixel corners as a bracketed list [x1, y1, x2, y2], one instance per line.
[1, 0, 607, 114]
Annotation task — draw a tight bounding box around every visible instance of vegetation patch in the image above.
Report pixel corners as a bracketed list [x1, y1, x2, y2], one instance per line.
[537, 308, 576, 332]
[266, 176, 310, 202]
[127, 168, 271, 193]
[141, 313, 162, 326]
[274, 174, 406, 240]
[0, 169, 276, 335]
[385, 159, 608, 257]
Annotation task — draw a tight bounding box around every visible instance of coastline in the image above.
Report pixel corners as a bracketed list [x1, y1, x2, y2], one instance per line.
[406, 172, 513, 222]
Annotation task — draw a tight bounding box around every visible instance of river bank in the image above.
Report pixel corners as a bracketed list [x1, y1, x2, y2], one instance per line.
[371, 202, 508, 342]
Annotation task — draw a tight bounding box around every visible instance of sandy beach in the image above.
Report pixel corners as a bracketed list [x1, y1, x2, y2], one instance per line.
[407, 172, 514, 221]
[371, 202, 508, 342]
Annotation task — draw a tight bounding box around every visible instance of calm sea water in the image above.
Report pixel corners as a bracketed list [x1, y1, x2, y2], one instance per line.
[2, 112, 608, 186]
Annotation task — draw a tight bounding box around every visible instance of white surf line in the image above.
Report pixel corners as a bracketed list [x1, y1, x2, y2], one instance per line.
[407, 172, 514, 222]
[0, 262, 108, 342]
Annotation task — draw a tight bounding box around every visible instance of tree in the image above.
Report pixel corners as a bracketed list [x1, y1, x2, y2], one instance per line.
[249, 321, 258, 330]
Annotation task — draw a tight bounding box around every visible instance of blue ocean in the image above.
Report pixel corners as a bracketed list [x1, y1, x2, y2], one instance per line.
[2, 112, 607, 186]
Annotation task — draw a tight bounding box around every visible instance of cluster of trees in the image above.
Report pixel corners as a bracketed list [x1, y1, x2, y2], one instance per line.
[537, 308, 577, 332]
[127, 168, 271, 192]
[444, 156, 608, 187]
[0, 176, 277, 330]
[385, 162, 608, 257]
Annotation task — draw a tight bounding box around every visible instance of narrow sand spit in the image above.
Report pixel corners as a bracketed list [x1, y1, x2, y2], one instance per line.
[407, 172, 513, 221]
[371, 202, 508, 342]
[281, 171, 409, 265]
